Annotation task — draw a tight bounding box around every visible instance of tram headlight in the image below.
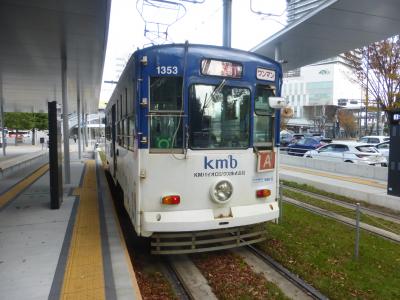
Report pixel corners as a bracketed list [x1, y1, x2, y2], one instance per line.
[210, 179, 233, 204]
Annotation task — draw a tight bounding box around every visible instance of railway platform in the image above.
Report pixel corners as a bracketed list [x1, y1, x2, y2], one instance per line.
[0, 144, 48, 179]
[279, 164, 400, 212]
[0, 151, 142, 299]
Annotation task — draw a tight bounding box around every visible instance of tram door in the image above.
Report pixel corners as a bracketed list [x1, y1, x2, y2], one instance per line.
[388, 110, 400, 197]
[111, 104, 117, 177]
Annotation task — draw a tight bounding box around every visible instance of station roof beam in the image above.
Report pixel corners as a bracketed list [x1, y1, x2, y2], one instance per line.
[252, 0, 400, 72]
[0, 0, 111, 113]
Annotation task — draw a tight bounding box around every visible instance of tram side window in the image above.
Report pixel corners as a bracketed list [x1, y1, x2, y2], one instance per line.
[253, 85, 274, 148]
[150, 77, 182, 111]
[128, 116, 135, 151]
[116, 121, 120, 144]
[149, 77, 183, 152]
[105, 115, 111, 141]
[124, 119, 129, 148]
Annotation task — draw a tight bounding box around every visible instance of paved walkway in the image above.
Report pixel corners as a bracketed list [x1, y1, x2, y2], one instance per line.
[0, 151, 141, 299]
[0, 144, 45, 162]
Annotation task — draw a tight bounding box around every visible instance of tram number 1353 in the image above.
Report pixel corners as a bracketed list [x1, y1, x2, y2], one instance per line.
[156, 66, 178, 75]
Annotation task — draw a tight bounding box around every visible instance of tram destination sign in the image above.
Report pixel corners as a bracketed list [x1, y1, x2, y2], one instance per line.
[256, 68, 275, 81]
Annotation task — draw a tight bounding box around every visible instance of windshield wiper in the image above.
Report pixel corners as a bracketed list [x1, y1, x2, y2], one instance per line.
[202, 79, 227, 109]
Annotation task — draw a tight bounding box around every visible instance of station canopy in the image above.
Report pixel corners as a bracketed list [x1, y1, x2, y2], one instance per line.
[0, 0, 110, 113]
[252, 0, 400, 72]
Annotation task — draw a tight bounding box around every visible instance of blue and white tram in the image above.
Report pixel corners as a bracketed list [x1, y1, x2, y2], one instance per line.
[104, 43, 287, 254]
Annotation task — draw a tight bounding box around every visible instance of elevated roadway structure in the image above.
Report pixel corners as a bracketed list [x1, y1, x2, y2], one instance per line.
[252, 0, 400, 71]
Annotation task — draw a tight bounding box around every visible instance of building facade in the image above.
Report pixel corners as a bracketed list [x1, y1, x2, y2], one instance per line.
[283, 0, 363, 136]
[282, 58, 362, 135]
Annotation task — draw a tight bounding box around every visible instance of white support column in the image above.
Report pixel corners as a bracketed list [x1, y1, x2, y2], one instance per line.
[274, 43, 282, 62]
[61, 57, 71, 184]
[0, 96, 6, 156]
[77, 90, 82, 160]
[0, 73, 6, 156]
[84, 113, 89, 148]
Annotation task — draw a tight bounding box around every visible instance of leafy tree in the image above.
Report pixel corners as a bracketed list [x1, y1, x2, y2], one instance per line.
[280, 106, 294, 130]
[4, 112, 48, 130]
[32, 113, 48, 130]
[343, 35, 400, 114]
[5, 112, 33, 130]
[337, 110, 356, 138]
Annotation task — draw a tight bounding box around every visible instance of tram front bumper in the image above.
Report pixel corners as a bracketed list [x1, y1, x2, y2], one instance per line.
[141, 202, 279, 234]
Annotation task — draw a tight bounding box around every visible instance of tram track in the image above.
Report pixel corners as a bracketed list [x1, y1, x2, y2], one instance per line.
[162, 255, 217, 300]
[160, 256, 193, 300]
[281, 184, 400, 224]
[238, 245, 328, 300]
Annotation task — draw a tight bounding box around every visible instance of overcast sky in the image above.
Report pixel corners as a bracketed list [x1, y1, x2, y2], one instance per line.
[99, 0, 287, 107]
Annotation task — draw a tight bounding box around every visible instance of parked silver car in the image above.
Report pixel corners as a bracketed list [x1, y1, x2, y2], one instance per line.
[304, 142, 387, 166]
[358, 135, 389, 144]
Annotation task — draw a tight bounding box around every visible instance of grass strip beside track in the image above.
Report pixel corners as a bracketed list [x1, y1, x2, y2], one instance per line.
[0, 163, 49, 209]
[258, 203, 400, 299]
[283, 189, 400, 235]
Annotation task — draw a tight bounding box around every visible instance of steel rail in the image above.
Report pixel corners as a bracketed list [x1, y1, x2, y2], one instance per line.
[245, 244, 329, 300]
[282, 184, 400, 224]
[162, 256, 193, 300]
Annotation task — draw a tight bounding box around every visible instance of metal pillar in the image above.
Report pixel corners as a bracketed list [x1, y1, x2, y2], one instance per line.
[77, 90, 82, 160]
[48, 101, 63, 209]
[222, 0, 232, 47]
[377, 98, 380, 135]
[84, 113, 88, 148]
[0, 73, 6, 156]
[81, 102, 85, 152]
[0, 96, 6, 156]
[274, 43, 281, 61]
[365, 48, 369, 135]
[61, 57, 71, 184]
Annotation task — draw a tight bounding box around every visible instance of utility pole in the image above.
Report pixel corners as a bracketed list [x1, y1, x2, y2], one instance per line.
[365, 47, 369, 135]
[223, 0, 232, 47]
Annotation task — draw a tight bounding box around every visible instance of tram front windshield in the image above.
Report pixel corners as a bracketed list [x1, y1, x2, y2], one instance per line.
[189, 84, 251, 149]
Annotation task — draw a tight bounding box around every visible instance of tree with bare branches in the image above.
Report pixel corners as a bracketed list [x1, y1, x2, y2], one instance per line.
[343, 36, 400, 114]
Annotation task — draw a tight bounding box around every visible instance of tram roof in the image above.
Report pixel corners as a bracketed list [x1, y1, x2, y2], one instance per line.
[252, 0, 400, 72]
[0, 0, 110, 113]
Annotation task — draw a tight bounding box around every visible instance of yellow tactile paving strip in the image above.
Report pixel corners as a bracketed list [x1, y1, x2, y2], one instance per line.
[0, 164, 49, 209]
[103, 173, 143, 299]
[281, 165, 387, 189]
[60, 160, 106, 300]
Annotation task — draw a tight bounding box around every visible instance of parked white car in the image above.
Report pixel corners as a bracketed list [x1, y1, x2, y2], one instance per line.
[374, 141, 390, 160]
[304, 142, 387, 166]
[358, 135, 390, 144]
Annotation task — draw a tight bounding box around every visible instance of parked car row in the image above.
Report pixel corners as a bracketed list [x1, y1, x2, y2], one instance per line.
[280, 133, 390, 167]
[286, 137, 327, 156]
[304, 142, 387, 166]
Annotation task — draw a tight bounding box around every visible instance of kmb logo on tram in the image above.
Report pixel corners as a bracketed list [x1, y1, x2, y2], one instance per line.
[204, 155, 238, 170]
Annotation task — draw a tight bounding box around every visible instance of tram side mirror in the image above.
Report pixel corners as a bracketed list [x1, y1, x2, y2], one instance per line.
[268, 97, 288, 109]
